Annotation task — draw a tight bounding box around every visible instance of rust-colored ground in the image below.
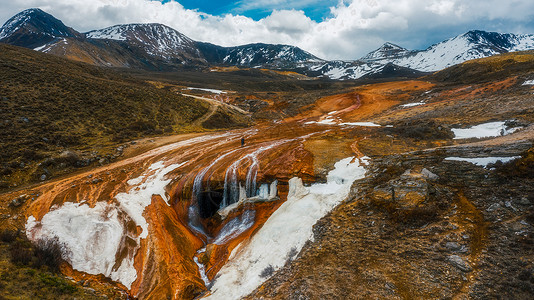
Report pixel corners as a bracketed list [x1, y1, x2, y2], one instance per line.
[287, 80, 434, 123]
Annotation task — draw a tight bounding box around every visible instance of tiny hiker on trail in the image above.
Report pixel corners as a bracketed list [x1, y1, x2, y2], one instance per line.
[241, 137, 245, 147]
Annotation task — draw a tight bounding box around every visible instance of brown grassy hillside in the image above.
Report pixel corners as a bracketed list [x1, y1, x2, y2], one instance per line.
[0, 44, 246, 189]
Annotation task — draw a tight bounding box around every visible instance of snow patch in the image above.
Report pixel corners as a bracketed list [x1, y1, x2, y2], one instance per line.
[451, 121, 518, 139]
[25, 202, 130, 286]
[401, 102, 425, 108]
[523, 80, 534, 86]
[445, 156, 521, 167]
[340, 122, 381, 127]
[33, 44, 48, 51]
[206, 156, 369, 299]
[305, 118, 380, 127]
[25, 160, 186, 289]
[186, 87, 227, 94]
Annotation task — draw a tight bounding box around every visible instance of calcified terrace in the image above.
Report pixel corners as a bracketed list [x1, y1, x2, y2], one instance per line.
[9, 121, 369, 299]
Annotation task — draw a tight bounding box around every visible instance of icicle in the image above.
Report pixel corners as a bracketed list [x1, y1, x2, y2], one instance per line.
[269, 180, 278, 199]
[258, 184, 269, 199]
[238, 183, 247, 202]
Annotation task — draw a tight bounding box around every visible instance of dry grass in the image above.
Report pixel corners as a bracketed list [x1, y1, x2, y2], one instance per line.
[0, 44, 250, 189]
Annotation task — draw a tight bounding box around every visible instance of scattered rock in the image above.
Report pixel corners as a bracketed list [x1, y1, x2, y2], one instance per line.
[445, 242, 461, 251]
[385, 282, 397, 290]
[60, 150, 80, 163]
[487, 203, 501, 212]
[40, 174, 47, 181]
[422, 168, 439, 180]
[448, 255, 472, 272]
[91, 178, 102, 184]
[518, 197, 530, 205]
[10, 194, 29, 207]
[505, 201, 517, 211]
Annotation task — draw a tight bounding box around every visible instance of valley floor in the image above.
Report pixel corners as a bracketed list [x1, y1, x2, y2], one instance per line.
[1, 51, 534, 299]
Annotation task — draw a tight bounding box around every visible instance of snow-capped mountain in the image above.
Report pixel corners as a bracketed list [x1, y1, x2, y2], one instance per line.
[363, 30, 534, 72]
[361, 42, 414, 61]
[0, 8, 81, 49]
[221, 43, 321, 68]
[86, 24, 204, 63]
[196, 42, 323, 70]
[304, 60, 386, 80]
[2, 8, 534, 80]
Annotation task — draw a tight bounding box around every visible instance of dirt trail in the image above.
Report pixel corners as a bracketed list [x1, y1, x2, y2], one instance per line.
[452, 192, 488, 299]
[181, 93, 250, 115]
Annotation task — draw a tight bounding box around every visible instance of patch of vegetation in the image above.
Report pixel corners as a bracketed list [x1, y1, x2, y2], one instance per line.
[7, 232, 64, 273]
[495, 147, 534, 178]
[431, 50, 534, 84]
[386, 120, 454, 140]
[202, 108, 250, 129]
[260, 265, 275, 278]
[0, 229, 118, 299]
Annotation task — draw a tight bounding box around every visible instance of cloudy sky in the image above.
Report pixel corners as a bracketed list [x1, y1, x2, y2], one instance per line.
[2, 0, 534, 60]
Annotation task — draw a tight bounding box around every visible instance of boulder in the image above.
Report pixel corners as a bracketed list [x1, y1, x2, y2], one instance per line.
[448, 255, 472, 272]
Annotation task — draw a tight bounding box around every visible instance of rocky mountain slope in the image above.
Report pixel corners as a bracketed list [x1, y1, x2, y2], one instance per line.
[4, 8, 534, 80]
[0, 9, 322, 72]
[86, 23, 206, 65]
[363, 30, 534, 72]
[0, 8, 81, 49]
[322, 30, 534, 79]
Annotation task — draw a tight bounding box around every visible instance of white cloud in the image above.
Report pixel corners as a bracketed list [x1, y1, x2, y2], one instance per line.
[261, 9, 315, 36]
[1, 0, 534, 60]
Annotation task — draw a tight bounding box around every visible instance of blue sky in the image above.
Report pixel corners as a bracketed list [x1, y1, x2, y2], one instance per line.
[163, 0, 340, 21]
[2, 0, 534, 60]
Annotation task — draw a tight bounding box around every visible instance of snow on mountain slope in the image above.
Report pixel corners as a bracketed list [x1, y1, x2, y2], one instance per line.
[3, 8, 534, 80]
[0, 8, 81, 48]
[86, 23, 203, 62]
[309, 61, 386, 80]
[361, 42, 414, 61]
[0, 9, 34, 40]
[364, 30, 534, 72]
[220, 43, 322, 68]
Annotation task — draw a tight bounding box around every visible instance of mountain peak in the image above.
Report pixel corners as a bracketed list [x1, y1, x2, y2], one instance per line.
[0, 8, 80, 48]
[361, 42, 411, 61]
[380, 42, 406, 50]
[86, 23, 191, 42]
[86, 23, 201, 62]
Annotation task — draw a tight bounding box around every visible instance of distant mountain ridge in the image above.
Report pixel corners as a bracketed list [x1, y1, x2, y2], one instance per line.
[362, 30, 534, 72]
[2, 8, 534, 79]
